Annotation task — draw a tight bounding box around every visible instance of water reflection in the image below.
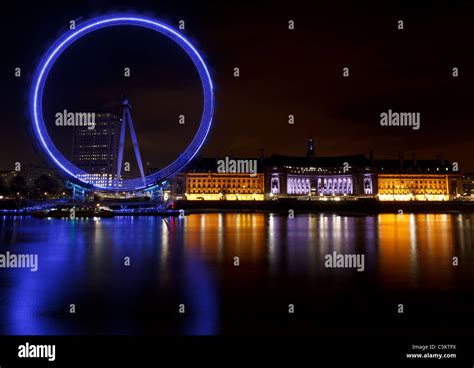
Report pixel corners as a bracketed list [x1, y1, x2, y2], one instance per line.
[377, 214, 458, 290]
[0, 213, 473, 335]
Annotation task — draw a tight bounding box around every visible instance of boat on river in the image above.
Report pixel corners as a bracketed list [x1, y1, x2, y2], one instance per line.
[31, 206, 114, 218]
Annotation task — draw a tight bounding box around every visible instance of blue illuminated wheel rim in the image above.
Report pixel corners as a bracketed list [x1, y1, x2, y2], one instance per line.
[29, 14, 214, 191]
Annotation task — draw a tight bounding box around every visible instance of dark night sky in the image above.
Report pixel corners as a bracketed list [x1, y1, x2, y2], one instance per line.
[2, 0, 474, 177]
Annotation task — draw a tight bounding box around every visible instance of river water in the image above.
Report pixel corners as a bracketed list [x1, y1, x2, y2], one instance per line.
[0, 213, 473, 335]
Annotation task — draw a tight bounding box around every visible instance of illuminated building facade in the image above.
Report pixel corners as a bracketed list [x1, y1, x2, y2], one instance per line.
[462, 173, 474, 197]
[263, 140, 462, 201]
[72, 113, 121, 187]
[176, 140, 464, 202]
[374, 154, 462, 201]
[264, 138, 375, 199]
[182, 157, 265, 200]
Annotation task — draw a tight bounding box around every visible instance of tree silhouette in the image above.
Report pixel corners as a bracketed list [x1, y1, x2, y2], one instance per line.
[10, 175, 27, 196]
[0, 177, 8, 196]
[33, 175, 60, 198]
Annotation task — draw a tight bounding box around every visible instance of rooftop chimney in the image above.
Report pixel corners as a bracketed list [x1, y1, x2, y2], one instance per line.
[369, 149, 374, 164]
[439, 152, 444, 166]
[399, 152, 404, 168]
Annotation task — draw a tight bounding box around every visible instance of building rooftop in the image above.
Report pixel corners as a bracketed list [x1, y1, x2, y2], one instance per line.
[374, 159, 454, 174]
[264, 153, 370, 168]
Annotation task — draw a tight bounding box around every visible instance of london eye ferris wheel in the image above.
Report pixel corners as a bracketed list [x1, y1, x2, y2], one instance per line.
[29, 14, 215, 192]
